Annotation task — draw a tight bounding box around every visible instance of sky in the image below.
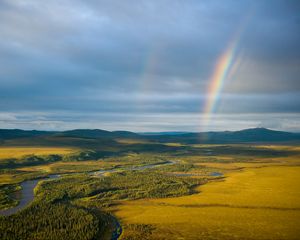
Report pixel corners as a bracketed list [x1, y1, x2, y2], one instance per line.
[0, 0, 299, 132]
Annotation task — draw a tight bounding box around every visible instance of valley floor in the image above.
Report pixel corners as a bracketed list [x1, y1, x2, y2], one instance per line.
[0, 144, 299, 239]
[114, 164, 300, 239]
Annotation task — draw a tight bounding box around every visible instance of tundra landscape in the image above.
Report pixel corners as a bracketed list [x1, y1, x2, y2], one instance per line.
[0, 0, 299, 239]
[0, 128, 300, 239]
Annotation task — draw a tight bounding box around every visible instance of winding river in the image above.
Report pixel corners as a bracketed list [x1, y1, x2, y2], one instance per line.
[0, 161, 175, 216]
[0, 174, 60, 216]
[0, 160, 223, 239]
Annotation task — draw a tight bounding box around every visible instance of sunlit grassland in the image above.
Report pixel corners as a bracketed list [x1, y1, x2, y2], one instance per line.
[18, 160, 121, 173]
[163, 142, 185, 147]
[0, 147, 78, 185]
[0, 147, 76, 160]
[16, 153, 167, 175]
[0, 174, 15, 185]
[174, 145, 300, 162]
[191, 146, 300, 171]
[191, 144, 300, 151]
[255, 145, 300, 151]
[1, 143, 299, 239]
[0, 152, 168, 186]
[114, 164, 300, 239]
[0, 171, 50, 186]
[196, 157, 300, 170]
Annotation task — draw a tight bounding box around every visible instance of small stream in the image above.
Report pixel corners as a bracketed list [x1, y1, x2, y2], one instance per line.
[92, 161, 175, 176]
[0, 160, 185, 240]
[0, 174, 60, 216]
[0, 161, 175, 216]
[170, 171, 223, 177]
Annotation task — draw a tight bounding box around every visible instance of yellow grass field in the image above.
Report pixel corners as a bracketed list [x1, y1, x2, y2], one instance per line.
[0, 147, 75, 160]
[115, 166, 300, 239]
[195, 154, 300, 171]
[0, 174, 16, 184]
[19, 160, 120, 173]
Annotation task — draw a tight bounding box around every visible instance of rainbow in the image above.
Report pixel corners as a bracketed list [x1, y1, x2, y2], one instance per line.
[201, 10, 254, 130]
[202, 40, 237, 127]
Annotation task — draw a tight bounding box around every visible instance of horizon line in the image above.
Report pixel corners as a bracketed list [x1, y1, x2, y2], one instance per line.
[0, 127, 299, 134]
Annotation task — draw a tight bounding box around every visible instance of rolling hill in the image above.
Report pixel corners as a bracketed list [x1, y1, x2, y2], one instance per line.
[0, 128, 299, 145]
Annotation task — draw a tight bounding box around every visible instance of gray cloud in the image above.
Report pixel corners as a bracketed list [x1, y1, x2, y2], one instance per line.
[0, 111, 299, 132]
[0, 0, 299, 131]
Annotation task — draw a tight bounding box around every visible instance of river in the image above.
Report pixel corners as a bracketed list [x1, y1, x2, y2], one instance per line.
[0, 161, 176, 239]
[0, 161, 175, 216]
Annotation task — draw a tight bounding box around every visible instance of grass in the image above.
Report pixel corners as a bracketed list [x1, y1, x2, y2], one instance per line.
[0, 174, 16, 185]
[18, 160, 121, 173]
[0, 147, 75, 160]
[1, 143, 299, 239]
[0, 166, 203, 239]
[114, 165, 300, 240]
[0, 184, 21, 210]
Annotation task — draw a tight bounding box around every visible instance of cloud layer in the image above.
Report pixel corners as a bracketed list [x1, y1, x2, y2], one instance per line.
[0, 0, 299, 131]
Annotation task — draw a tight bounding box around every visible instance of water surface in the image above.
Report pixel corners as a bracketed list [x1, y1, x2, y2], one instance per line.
[0, 162, 174, 216]
[0, 175, 59, 216]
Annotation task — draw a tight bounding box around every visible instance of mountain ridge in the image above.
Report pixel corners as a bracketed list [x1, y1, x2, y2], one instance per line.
[0, 127, 299, 144]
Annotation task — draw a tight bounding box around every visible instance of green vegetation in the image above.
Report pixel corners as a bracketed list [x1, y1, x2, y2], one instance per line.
[0, 184, 21, 210]
[115, 166, 300, 240]
[0, 138, 299, 240]
[0, 150, 106, 169]
[121, 224, 156, 240]
[157, 162, 194, 172]
[49, 162, 114, 173]
[0, 159, 203, 239]
[0, 168, 50, 185]
[0, 203, 100, 240]
[0, 154, 62, 169]
[36, 170, 203, 207]
[172, 144, 298, 159]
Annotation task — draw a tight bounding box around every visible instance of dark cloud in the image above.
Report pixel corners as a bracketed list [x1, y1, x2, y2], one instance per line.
[0, 0, 299, 131]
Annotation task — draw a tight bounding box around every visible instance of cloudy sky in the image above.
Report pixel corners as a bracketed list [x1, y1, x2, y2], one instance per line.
[0, 0, 299, 132]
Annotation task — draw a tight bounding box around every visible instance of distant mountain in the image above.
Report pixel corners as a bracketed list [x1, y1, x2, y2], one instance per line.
[139, 132, 190, 136]
[229, 128, 298, 142]
[111, 131, 141, 138]
[0, 127, 299, 144]
[145, 128, 300, 144]
[56, 129, 113, 138]
[57, 129, 140, 139]
[0, 128, 140, 140]
[0, 129, 54, 140]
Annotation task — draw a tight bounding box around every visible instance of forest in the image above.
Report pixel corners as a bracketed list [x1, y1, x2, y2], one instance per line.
[0, 129, 299, 239]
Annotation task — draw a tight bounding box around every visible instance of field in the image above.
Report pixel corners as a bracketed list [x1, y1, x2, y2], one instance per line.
[115, 165, 300, 240]
[0, 141, 299, 239]
[0, 147, 78, 185]
[0, 147, 75, 160]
